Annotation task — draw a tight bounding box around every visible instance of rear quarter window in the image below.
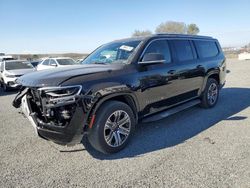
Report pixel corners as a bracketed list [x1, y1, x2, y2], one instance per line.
[195, 40, 219, 58]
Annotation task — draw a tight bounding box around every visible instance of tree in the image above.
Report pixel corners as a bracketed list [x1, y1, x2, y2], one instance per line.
[187, 23, 200, 35]
[132, 30, 152, 37]
[155, 21, 187, 34]
[32, 54, 39, 59]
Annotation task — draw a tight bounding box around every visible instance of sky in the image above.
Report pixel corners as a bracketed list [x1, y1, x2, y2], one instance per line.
[0, 0, 250, 54]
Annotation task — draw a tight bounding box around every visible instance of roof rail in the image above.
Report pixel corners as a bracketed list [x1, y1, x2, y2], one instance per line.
[155, 33, 213, 39]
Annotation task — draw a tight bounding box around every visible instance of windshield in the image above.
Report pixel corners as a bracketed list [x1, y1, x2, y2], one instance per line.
[57, 59, 76, 65]
[5, 61, 33, 70]
[82, 40, 142, 64]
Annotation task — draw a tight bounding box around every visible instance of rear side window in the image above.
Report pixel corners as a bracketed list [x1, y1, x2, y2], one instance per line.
[143, 40, 171, 63]
[195, 40, 219, 58]
[172, 40, 194, 61]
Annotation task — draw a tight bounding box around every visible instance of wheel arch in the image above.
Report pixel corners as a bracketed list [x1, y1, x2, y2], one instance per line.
[89, 93, 139, 125]
[200, 69, 220, 94]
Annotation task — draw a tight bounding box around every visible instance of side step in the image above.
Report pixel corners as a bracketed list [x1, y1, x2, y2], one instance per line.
[142, 99, 201, 123]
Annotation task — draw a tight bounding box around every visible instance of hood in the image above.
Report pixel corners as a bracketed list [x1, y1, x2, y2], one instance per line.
[7, 69, 35, 76]
[17, 64, 122, 87]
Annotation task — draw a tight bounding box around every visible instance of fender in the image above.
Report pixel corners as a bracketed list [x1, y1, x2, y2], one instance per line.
[82, 84, 139, 128]
[92, 92, 139, 119]
[200, 68, 220, 95]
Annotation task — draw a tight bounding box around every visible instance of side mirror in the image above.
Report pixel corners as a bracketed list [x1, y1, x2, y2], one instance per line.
[51, 64, 57, 67]
[139, 53, 165, 64]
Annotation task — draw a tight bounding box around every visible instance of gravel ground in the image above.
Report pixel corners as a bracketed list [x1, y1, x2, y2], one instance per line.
[0, 59, 249, 188]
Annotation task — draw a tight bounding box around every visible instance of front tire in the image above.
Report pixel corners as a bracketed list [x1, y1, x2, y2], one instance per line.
[200, 78, 219, 108]
[88, 101, 136, 154]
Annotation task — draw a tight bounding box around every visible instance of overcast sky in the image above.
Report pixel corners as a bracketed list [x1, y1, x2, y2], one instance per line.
[1, 0, 250, 54]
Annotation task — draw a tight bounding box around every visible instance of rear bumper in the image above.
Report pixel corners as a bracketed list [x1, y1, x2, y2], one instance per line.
[21, 94, 85, 146]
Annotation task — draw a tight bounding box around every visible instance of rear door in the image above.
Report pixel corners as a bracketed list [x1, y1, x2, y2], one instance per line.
[169, 39, 204, 99]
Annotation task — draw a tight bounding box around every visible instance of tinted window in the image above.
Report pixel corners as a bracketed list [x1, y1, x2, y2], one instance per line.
[143, 40, 171, 63]
[172, 40, 194, 61]
[57, 59, 76, 65]
[43, 59, 50, 65]
[195, 40, 219, 58]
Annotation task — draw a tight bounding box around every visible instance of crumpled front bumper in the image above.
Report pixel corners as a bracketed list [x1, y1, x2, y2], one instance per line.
[14, 89, 86, 146]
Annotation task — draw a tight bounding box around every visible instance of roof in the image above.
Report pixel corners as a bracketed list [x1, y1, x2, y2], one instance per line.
[153, 33, 214, 39]
[0, 55, 13, 59]
[50, 57, 73, 60]
[4, 60, 26, 63]
[111, 34, 215, 44]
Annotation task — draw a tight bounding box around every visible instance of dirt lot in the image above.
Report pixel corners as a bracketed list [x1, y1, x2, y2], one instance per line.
[0, 59, 249, 188]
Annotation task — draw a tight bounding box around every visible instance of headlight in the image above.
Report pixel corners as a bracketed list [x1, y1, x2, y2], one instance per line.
[4, 73, 16, 78]
[38, 85, 82, 106]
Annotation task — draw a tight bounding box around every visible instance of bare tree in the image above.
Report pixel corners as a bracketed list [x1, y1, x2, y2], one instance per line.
[187, 24, 200, 35]
[155, 21, 187, 34]
[132, 30, 152, 37]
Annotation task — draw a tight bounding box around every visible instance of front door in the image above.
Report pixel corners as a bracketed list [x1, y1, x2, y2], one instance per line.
[136, 39, 180, 116]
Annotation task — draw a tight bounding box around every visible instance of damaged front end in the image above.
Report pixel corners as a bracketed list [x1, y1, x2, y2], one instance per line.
[13, 85, 95, 146]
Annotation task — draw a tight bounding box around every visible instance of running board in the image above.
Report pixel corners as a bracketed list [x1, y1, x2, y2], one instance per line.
[142, 99, 201, 123]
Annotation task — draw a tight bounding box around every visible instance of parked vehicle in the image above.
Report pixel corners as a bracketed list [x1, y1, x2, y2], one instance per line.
[36, 57, 77, 71]
[0, 60, 35, 91]
[0, 55, 15, 62]
[13, 34, 226, 154]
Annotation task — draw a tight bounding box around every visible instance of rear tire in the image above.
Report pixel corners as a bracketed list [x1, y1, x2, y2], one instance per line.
[200, 78, 219, 108]
[88, 101, 136, 154]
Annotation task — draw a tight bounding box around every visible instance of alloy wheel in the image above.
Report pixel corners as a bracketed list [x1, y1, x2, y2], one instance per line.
[207, 83, 218, 105]
[104, 110, 131, 147]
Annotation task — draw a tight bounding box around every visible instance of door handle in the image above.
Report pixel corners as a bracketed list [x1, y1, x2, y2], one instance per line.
[168, 70, 176, 75]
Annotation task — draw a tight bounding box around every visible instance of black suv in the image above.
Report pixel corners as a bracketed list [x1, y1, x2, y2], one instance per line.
[13, 34, 226, 154]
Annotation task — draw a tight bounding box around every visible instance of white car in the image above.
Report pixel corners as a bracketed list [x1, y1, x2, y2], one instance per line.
[0, 55, 15, 62]
[36, 57, 77, 71]
[0, 60, 35, 91]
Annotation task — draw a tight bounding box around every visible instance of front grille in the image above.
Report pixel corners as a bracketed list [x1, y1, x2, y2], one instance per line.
[28, 88, 76, 127]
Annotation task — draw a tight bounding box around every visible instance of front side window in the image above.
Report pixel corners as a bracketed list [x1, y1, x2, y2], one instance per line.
[50, 59, 57, 66]
[143, 40, 171, 63]
[172, 40, 194, 62]
[5, 61, 33, 70]
[83, 40, 142, 65]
